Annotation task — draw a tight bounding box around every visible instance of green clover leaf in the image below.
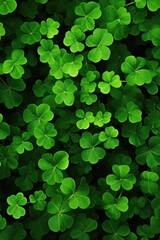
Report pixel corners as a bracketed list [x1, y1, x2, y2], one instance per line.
[52, 79, 77, 106]
[0, 22, 5, 38]
[99, 126, 119, 149]
[75, 1, 102, 31]
[140, 171, 159, 194]
[60, 177, 90, 209]
[0, 114, 10, 140]
[121, 56, 152, 86]
[15, 162, 38, 191]
[106, 165, 136, 191]
[76, 109, 94, 129]
[136, 225, 155, 239]
[79, 132, 106, 164]
[70, 214, 97, 240]
[115, 101, 142, 123]
[104, 6, 131, 40]
[86, 28, 113, 62]
[62, 54, 84, 77]
[11, 132, 33, 154]
[3, 49, 27, 79]
[0, 215, 6, 231]
[135, 0, 160, 11]
[0, 77, 26, 109]
[63, 25, 85, 53]
[47, 194, 74, 232]
[7, 192, 27, 219]
[102, 219, 130, 239]
[38, 39, 60, 64]
[40, 18, 60, 38]
[103, 192, 129, 219]
[0, 0, 17, 15]
[23, 103, 54, 134]
[98, 71, 122, 94]
[20, 22, 41, 45]
[29, 190, 47, 211]
[0, 223, 26, 240]
[38, 151, 69, 185]
[94, 111, 112, 127]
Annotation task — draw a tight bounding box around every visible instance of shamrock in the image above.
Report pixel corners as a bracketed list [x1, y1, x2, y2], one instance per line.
[102, 219, 130, 239]
[60, 177, 90, 209]
[70, 214, 97, 240]
[0, 223, 26, 240]
[102, 192, 129, 219]
[104, 6, 131, 40]
[40, 18, 60, 38]
[63, 25, 85, 53]
[106, 165, 136, 191]
[52, 79, 77, 106]
[38, 151, 69, 185]
[0, 114, 10, 140]
[37, 39, 60, 65]
[135, 0, 160, 12]
[86, 28, 113, 62]
[115, 101, 142, 123]
[15, 162, 38, 191]
[76, 109, 94, 129]
[20, 22, 41, 45]
[136, 225, 155, 239]
[94, 111, 112, 127]
[11, 132, 33, 154]
[74, 1, 102, 31]
[136, 136, 160, 168]
[23, 103, 54, 134]
[140, 171, 159, 194]
[34, 123, 57, 149]
[7, 192, 27, 219]
[79, 132, 106, 164]
[47, 194, 74, 232]
[99, 126, 119, 149]
[121, 56, 152, 86]
[29, 190, 47, 211]
[98, 71, 122, 94]
[0, 0, 17, 15]
[62, 53, 84, 77]
[3, 49, 27, 79]
[0, 22, 5, 38]
[121, 122, 149, 147]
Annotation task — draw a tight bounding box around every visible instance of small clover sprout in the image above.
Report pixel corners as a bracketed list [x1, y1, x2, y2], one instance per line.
[76, 109, 94, 130]
[7, 192, 27, 219]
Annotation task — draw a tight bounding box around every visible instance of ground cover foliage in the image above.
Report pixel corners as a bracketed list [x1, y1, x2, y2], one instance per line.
[0, 0, 160, 239]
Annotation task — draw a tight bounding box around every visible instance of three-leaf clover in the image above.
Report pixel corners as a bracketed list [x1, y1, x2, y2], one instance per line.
[11, 132, 33, 154]
[60, 177, 90, 209]
[47, 194, 74, 232]
[62, 54, 84, 77]
[86, 28, 113, 62]
[7, 192, 27, 219]
[70, 214, 97, 240]
[99, 126, 119, 149]
[52, 79, 77, 106]
[0, 77, 26, 108]
[106, 165, 136, 191]
[76, 110, 94, 129]
[98, 71, 122, 94]
[79, 132, 106, 164]
[38, 151, 69, 185]
[94, 111, 112, 127]
[3, 49, 27, 79]
[121, 56, 152, 86]
[140, 171, 159, 194]
[74, 1, 102, 31]
[103, 192, 129, 219]
[40, 18, 60, 38]
[63, 25, 85, 53]
[0, 0, 17, 15]
[29, 190, 47, 211]
[20, 22, 41, 45]
[115, 101, 142, 123]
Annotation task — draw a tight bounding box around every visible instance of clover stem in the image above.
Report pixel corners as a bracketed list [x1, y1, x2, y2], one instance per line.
[118, 189, 123, 199]
[125, 1, 136, 7]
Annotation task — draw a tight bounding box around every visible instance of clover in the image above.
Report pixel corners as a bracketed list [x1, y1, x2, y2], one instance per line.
[40, 18, 60, 39]
[20, 22, 41, 45]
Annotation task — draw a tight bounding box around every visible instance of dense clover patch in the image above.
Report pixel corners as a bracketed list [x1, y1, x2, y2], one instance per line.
[0, 0, 160, 239]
